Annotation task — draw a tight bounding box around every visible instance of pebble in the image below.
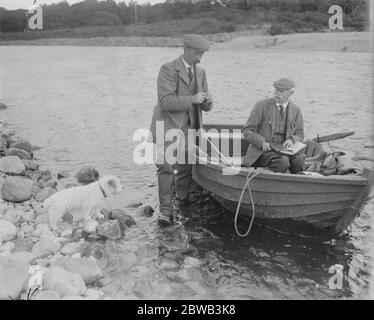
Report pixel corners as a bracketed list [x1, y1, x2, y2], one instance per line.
[21, 225, 34, 234]
[61, 241, 85, 256]
[10, 138, 33, 154]
[34, 214, 49, 225]
[60, 229, 73, 238]
[1, 176, 33, 202]
[35, 187, 57, 202]
[132, 279, 154, 298]
[0, 156, 26, 175]
[43, 179, 58, 189]
[32, 237, 61, 258]
[5, 147, 31, 160]
[22, 159, 40, 171]
[160, 260, 179, 270]
[84, 288, 103, 300]
[62, 256, 103, 285]
[83, 219, 98, 234]
[75, 166, 99, 184]
[0, 241, 15, 253]
[3, 209, 23, 225]
[0, 220, 17, 241]
[137, 205, 154, 217]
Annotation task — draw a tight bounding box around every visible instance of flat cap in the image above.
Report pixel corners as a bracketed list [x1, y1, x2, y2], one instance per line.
[273, 78, 295, 90]
[182, 34, 210, 51]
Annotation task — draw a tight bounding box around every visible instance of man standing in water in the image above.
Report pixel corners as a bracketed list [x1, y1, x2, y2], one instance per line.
[149, 34, 213, 226]
[242, 78, 305, 173]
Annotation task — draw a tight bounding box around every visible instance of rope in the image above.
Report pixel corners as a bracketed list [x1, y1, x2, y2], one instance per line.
[234, 168, 261, 237]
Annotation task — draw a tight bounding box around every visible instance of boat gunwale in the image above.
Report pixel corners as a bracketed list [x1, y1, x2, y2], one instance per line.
[193, 160, 368, 186]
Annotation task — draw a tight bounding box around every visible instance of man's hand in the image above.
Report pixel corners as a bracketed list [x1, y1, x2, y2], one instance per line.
[205, 92, 213, 103]
[283, 139, 294, 149]
[192, 92, 206, 104]
[262, 141, 271, 152]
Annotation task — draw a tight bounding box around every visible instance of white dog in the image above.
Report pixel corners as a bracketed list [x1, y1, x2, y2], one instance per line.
[44, 175, 123, 230]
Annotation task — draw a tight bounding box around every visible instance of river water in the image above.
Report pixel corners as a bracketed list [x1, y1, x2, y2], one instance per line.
[0, 44, 373, 299]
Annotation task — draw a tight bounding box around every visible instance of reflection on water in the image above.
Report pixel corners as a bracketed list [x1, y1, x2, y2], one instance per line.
[0, 45, 373, 299]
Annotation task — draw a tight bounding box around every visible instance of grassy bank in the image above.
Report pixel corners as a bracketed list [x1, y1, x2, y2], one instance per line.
[0, 4, 368, 43]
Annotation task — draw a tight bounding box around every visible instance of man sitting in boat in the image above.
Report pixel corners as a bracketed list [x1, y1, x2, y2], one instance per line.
[242, 78, 305, 174]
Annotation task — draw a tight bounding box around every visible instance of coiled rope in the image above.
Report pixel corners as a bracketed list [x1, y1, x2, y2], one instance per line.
[234, 168, 261, 237]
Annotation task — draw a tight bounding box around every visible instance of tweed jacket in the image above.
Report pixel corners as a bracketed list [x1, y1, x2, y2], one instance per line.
[149, 55, 212, 142]
[242, 98, 304, 166]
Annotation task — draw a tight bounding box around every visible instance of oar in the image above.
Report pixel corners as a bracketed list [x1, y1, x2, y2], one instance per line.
[312, 131, 355, 143]
[352, 155, 374, 163]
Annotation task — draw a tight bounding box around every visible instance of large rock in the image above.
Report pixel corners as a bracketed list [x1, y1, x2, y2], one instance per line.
[0, 156, 26, 175]
[0, 220, 17, 241]
[62, 257, 103, 285]
[0, 136, 8, 151]
[32, 237, 61, 258]
[0, 263, 30, 300]
[34, 187, 57, 202]
[75, 166, 99, 184]
[10, 138, 33, 155]
[43, 266, 86, 297]
[5, 148, 31, 160]
[1, 176, 33, 202]
[97, 220, 123, 240]
[110, 209, 136, 229]
[0, 204, 10, 216]
[137, 205, 154, 217]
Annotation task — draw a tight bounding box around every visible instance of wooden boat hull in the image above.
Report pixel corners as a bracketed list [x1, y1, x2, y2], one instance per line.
[193, 163, 372, 240]
[191, 123, 374, 240]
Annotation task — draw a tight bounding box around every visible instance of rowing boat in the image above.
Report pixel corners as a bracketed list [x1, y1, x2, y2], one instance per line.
[192, 124, 374, 241]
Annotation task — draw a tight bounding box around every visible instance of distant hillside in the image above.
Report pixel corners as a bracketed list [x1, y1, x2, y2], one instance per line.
[0, 0, 369, 41]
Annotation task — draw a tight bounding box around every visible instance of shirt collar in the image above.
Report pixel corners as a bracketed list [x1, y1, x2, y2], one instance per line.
[181, 57, 193, 73]
[276, 101, 289, 109]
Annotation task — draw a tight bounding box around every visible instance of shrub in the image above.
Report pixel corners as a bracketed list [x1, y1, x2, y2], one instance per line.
[268, 23, 287, 35]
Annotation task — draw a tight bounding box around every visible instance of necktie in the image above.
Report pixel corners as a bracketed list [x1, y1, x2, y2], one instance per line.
[188, 67, 193, 83]
[278, 105, 285, 118]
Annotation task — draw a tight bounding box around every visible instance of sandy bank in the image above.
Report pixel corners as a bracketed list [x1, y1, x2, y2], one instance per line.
[0, 31, 372, 52]
[211, 31, 373, 52]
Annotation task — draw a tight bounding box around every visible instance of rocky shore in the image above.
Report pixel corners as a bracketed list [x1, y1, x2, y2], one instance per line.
[0, 119, 162, 300]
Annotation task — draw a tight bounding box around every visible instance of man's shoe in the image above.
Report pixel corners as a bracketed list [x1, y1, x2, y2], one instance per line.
[158, 212, 173, 227]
